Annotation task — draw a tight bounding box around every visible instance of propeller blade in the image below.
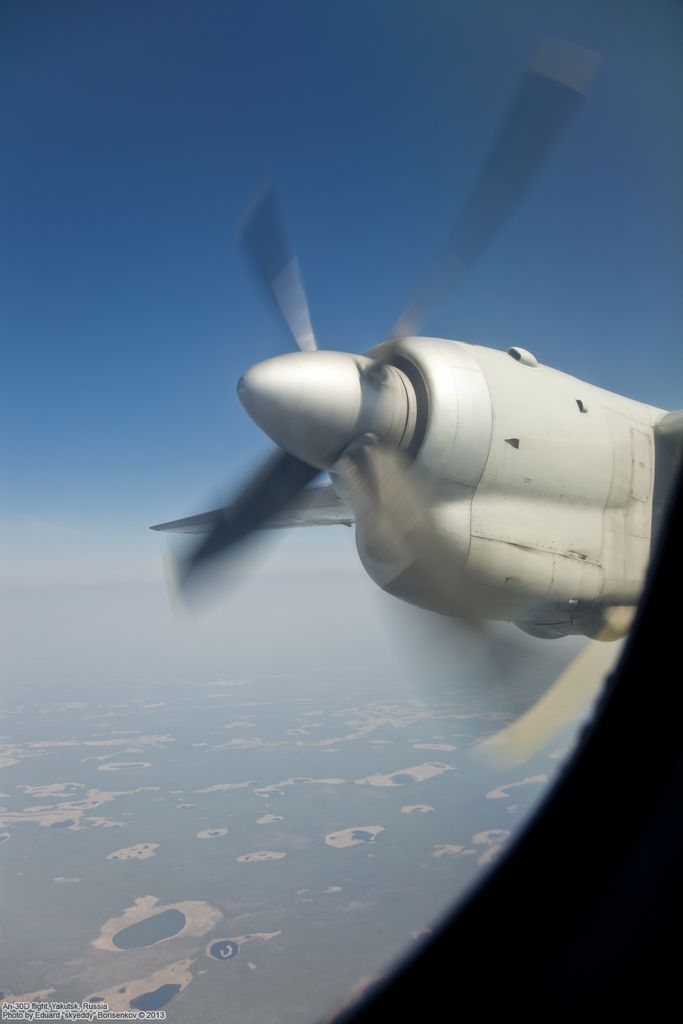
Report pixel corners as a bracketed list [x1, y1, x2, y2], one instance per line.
[473, 633, 625, 768]
[241, 183, 318, 352]
[336, 437, 631, 767]
[334, 441, 480, 624]
[392, 38, 600, 337]
[175, 449, 320, 595]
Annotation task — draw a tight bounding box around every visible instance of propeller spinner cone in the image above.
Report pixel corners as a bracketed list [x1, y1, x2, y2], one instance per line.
[238, 350, 416, 468]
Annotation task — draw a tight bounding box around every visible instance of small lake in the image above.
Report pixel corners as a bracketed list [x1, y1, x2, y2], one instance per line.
[112, 909, 186, 950]
[209, 939, 239, 960]
[130, 984, 181, 1011]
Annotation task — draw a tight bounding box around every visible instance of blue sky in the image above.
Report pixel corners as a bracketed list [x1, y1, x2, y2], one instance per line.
[1, 0, 681, 585]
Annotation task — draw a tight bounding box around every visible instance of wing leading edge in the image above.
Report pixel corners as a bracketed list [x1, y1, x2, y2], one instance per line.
[150, 483, 354, 534]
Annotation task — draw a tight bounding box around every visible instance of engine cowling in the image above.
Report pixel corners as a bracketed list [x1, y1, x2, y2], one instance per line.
[344, 337, 662, 637]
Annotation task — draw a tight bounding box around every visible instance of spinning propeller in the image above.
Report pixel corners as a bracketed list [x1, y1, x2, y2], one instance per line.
[153, 39, 609, 765]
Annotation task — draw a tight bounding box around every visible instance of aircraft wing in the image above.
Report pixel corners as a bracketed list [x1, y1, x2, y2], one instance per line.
[150, 483, 354, 534]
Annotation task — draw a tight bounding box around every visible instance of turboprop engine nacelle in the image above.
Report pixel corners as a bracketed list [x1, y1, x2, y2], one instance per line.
[347, 337, 664, 638]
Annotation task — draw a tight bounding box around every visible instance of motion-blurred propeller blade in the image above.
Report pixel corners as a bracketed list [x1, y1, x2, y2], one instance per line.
[166, 449, 320, 596]
[335, 441, 480, 624]
[337, 437, 632, 765]
[241, 183, 318, 352]
[393, 38, 600, 337]
[474, 630, 627, 768]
